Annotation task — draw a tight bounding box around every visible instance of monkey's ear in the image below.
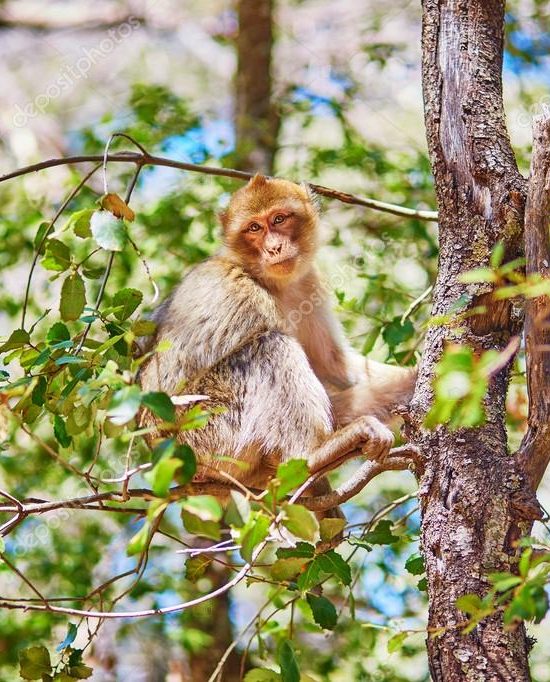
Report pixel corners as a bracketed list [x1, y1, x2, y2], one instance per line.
[219, 210, 229, 232]
[247, 173, 269, 188]
[301, 182, 321, 213]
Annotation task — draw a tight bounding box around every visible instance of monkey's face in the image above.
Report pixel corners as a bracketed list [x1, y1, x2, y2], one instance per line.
[221, 175, 319, 285]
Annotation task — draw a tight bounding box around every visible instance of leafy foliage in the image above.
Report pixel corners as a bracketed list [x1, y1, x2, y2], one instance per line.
[1, 19, 547, 678]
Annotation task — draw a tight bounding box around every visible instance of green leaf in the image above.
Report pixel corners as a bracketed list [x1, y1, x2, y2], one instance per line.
[67, 663, 93, 679]
[382, 317, 414, 350]
[282, 504, 319, 542]
[490, 241, 505, 268]
[31, 376, 47, 406]
[151, 437, 176, 465]
[185, 554, 213, 582]
[296, 559, 321, 592]
[276, 542, 315, 560]
[56, 623, 78, 652]
[519, 548, 532, 578]
[181, 495, 223, 540]
[181, 495, 223, 522]
[317, 550, 352, 586]
[141, 391, 175, 422]
[0, 328, 29, 353]
[239, 512, 270, 562]
[90, 210, 126, 251]
[66, 208, 95, 238]
[456, 594, 483, 615]
[363, 520, 399, 545]
[307, 594, 338, 630]
[387, 631, 408, 653]
[19, 646, 51, 680]
[42, 239, 71, 272]
[46, 322, 70, 345]
[459, 267, 497, 284]
[490, 574, 522, 593]
[180, 403, 211, 430]
[60, 272, 86, 322]
[181, 510, 220, 541]
[319, 517, 346, 542]
[271, 557, 309, 581]
[151, 458, 181, 497]
[53, 415, 72, 448]
[361, 326, 380, 355]
[107, 385, 141, 425]
[173, 444, 197, 485]
[244, 670, 280, 682]
[34, 221, 53, 252]
[224, 491, 251, 528]
[66, 405, 92, 436]
[268, 459, 310, 504]
[278, 640, 300, 682]
[82, 267, 104, 279]
[127, 521, 150, 556]
[112, 288, 143, 321]
[405, 553, 425, 576]
[131, 319, 157, 336]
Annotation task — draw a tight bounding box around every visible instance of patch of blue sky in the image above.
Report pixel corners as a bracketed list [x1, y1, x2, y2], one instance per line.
[504, 23, 550, 76]
[291, 86, 337, 116]
[161, 118, 234, 163]
[139, 119, 234, 202]
[362, 560, 406, 618]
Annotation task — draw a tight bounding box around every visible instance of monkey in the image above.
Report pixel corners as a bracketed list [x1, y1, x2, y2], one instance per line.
[138, 174, 416, 513]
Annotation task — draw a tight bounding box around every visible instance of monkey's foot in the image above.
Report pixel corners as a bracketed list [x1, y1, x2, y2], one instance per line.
[356, 415, 394, 461]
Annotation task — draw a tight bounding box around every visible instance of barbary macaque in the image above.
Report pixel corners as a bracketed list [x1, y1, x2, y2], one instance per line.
[138, 175, 416, 510]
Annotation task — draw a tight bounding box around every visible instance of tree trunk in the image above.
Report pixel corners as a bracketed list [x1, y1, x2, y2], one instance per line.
[235, 0, 279, 173]
[411, 1, 541, 679]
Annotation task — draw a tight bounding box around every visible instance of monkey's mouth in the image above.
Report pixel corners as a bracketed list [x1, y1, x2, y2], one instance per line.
[267, 254, 297, 266]
[264, 255, 299, 276]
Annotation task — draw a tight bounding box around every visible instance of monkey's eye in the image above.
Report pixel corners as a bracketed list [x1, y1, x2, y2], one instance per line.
[273, 214, 285, 224]
[247, 222, 262, 233]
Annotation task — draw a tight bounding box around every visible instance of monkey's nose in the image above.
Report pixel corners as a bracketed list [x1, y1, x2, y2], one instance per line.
[268, 243, 283, 256]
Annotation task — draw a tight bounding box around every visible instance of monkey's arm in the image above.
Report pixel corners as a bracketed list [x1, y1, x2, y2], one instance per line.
[295, 272, 417, 424]
[329, 360, 417, 425]
[307, 415, 395, 472]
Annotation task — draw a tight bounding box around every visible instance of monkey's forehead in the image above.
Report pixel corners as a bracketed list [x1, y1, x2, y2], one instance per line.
[230, 194, 306, 217]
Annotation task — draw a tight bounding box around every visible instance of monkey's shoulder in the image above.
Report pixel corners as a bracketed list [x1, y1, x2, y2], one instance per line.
[151, 257, 282, 351]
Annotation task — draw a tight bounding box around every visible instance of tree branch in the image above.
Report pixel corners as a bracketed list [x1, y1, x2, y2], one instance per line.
[302, 445, 420, 511]
[517, 109, 550, 489]
[0, 151, 439, 222]
[0, 446, 420, 521]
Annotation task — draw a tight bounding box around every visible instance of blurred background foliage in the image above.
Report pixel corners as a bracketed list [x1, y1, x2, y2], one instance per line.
[0, 1, 549, 680]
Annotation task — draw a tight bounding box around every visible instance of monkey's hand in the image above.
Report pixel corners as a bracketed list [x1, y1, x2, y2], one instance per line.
[308, 415, 395, 475]
[356, 415, 395, 462]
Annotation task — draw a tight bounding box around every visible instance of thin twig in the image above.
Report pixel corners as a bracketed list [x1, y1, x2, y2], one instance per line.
[0, 152, 439, 222]
[21, 163, 102, 329]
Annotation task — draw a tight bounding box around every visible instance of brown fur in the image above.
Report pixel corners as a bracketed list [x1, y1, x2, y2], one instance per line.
[139, 176, 416, 512]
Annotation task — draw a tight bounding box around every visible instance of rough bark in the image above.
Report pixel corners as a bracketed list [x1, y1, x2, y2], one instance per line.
[411, 1, 541, 680]
[235, 0, 279, 173]
[517, 111, 550, 490]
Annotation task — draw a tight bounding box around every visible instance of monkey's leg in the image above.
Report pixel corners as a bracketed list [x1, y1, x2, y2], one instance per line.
[307, 415, 394, 475]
